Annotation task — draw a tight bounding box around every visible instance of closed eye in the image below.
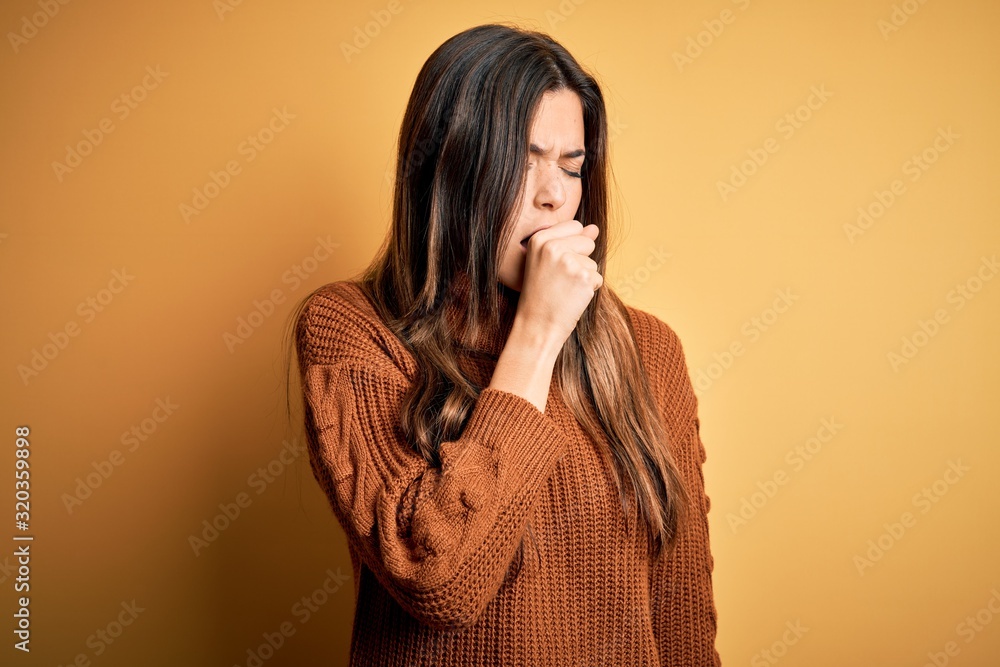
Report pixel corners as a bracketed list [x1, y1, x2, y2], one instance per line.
[525, 160, 583, 179]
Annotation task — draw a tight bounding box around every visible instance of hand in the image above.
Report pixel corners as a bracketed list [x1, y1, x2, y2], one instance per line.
[516, 219, 603, 349]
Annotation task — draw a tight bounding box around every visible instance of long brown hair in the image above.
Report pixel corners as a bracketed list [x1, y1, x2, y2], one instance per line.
[282, 23, 689, 558]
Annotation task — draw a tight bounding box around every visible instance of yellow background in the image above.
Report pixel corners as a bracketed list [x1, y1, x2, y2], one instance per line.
[2, 0, 998, 664]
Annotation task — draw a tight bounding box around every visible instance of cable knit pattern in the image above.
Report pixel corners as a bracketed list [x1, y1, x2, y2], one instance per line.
[295, 276, 721, 666]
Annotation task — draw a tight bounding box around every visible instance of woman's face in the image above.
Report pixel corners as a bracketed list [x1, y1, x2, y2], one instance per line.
[497, 88, 585, 292]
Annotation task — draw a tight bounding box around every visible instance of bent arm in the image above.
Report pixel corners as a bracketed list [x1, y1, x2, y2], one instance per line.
[297, 290, 567, 630]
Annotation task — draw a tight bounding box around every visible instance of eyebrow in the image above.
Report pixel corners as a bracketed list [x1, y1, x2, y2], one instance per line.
[529, 143, 586, 159]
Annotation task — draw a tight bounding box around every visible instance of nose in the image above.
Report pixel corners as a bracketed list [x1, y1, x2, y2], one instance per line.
[532, 162, 567, 211]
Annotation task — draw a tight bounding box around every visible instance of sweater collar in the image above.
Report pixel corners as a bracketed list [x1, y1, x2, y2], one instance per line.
[444, 270, 520, 358]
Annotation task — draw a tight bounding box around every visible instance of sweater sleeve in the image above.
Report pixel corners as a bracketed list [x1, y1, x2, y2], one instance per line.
[295, 287, 569, 631]
[635, 311, 721, 666]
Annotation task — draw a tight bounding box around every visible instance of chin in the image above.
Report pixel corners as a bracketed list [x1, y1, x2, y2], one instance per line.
[497, 270, 522, 293]
[497, 277, 520, 293]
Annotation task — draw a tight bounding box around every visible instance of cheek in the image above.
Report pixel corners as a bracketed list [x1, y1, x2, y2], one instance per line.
[501, 234, 523, 269]
[571, 182, 584, 213]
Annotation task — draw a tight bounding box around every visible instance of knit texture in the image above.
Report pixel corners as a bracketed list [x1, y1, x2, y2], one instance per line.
[295, 273, 721, 666]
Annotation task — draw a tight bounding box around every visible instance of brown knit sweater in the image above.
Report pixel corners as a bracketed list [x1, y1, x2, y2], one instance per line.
[295, 272, 721, 666]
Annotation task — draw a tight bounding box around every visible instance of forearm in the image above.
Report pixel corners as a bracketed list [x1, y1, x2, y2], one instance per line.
[487, 315, 564, 413]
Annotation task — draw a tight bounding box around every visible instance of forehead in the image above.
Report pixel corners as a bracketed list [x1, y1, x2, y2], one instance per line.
[529, 89, 584, 145]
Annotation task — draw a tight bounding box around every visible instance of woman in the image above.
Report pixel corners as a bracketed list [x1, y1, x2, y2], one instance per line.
[285, 22, 720, 666]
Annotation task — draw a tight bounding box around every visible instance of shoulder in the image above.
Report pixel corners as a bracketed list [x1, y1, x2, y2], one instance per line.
[623, 303, 698, 421]
[295, 281, 413, 376]
[297, 280, 371, 327]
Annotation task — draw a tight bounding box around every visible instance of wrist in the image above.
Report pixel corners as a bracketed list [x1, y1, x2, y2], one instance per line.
[508, 314, 565, 364]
